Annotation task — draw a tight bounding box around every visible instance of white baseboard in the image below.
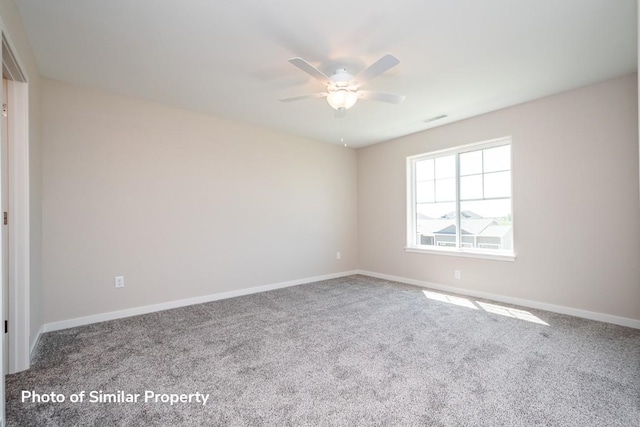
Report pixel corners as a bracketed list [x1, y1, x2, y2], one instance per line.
[37, 268, 640, 338]
[356, 270, 640, 329]
[42, 270, 359, 333]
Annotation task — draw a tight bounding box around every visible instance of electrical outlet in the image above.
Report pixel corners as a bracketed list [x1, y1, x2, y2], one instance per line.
[454, 270, 461, 280]
[115, 276, 125, 288]
[336, 252, 341, 260]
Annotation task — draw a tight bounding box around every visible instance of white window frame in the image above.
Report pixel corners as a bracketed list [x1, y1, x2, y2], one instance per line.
[406, 137, 516, 261]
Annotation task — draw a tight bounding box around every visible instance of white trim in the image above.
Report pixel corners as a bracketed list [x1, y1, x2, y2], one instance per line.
[0, 26, 32, 377]
[405, 247, 516, 261]
[406, 137, 514, 257]
[43, 270, 359, 333]
[0, 30, 29, 83]
[6, 78, 30, 373]
[357, 270, 640, 329]
[1, 38, 26, 83]
[0, 18, 32, 426]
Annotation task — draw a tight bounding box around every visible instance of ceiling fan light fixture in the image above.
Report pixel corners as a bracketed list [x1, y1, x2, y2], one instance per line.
[326, 89, 358, 110]
[283, 54, 404, 116]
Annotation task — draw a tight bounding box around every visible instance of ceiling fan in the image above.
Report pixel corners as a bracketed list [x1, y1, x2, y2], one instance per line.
[279, 54, 406, 118]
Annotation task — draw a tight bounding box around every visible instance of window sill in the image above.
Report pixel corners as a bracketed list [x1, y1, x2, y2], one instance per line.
[405, 246, 516, 262]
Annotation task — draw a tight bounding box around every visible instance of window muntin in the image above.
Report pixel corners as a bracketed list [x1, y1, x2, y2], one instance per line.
[408, 138, 513, 257]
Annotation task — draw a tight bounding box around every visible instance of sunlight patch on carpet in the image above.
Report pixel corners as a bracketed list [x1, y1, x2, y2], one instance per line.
[422, 290, 478, 309]
[422, 289, 549, 325]
[476, 301, 549, 325]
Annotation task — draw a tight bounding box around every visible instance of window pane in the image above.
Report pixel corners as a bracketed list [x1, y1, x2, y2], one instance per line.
[416, 181, 435, 203]
[435, 178, 455, 202]
[483, 145, 510, 172]
[460, 199, 512, 251]
[435, 155, 455, 179]
[415, 159, 434, 182]
[460, 174, 483, 200]
[460, 199, 511, 222]
[484, 171, 511, 198]
[460, 150, 482, 176]
[417, 202, 456, 219]
[416, 203, 456, 247]
[409, 140, 512, 254]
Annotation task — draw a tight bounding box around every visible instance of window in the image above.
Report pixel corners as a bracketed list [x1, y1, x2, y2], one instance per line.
[406, 137, 514, 260]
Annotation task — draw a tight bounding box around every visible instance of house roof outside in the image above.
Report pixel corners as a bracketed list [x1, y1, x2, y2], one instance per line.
[418, 218, 501, 237]
[478, 225, 512, 238]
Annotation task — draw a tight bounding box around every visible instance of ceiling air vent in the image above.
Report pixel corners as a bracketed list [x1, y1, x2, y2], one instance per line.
[424, 114, 448, 123]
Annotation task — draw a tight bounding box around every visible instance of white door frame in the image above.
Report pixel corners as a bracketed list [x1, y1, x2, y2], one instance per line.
[0, 28, 31, 375]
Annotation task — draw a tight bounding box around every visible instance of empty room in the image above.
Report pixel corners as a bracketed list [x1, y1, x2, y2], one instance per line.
[0, 0, 638, 426]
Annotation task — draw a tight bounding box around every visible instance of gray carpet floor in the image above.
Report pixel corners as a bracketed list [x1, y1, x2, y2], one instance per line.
[6, 275, 640, 426]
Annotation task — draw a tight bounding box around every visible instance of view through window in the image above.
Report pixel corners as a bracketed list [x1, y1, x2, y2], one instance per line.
[408, 138, 513, 256]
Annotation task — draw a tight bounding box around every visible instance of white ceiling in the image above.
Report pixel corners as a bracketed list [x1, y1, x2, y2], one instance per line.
[14, 0, 638, 148]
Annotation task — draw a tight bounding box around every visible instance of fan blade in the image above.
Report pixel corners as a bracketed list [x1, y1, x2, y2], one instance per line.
[279, 93, 328, 102]
[354, 54, 400, 85]
[288, 58, 331, 84]
[335, 108, 347, 119]
[358, 91, 405, 104]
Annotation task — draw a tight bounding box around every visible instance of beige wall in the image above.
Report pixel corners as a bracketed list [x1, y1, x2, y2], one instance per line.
[0, 0, 43, 348]
[41, 79, 358, 323]
[41, 74, 640, 325]
[358, 74, 640, 321]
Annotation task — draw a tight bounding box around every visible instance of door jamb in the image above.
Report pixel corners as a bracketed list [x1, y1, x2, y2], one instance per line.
[1, 30, 31, 375]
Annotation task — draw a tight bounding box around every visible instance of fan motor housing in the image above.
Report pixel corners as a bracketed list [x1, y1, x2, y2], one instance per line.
[330, 69, 354, 89]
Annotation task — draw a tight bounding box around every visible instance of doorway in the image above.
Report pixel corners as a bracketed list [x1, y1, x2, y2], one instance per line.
[0, 34, 30, 377]
[2, 76, 8, 378]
